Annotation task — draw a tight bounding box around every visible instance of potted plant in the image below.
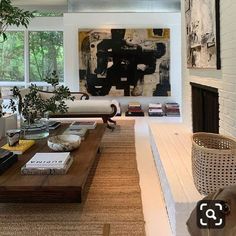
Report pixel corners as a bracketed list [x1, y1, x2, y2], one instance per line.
[0, 0, 35, 42]
[8, 71, 75, 139]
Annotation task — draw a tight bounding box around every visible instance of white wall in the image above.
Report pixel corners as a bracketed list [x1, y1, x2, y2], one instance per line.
[63, 13, 182, 110]
[7, 17, 63, 31]
[182, 0, 236, 137]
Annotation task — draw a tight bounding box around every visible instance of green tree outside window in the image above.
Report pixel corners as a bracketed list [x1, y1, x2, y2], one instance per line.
[29, 31, 64, 82]
[0, 31, 24, 81]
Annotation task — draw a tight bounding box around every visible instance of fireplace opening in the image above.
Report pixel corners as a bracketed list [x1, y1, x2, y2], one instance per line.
[191, 82, 219, 133]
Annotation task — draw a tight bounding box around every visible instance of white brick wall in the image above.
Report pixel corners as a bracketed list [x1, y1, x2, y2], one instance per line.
[182, 0, 236, 138]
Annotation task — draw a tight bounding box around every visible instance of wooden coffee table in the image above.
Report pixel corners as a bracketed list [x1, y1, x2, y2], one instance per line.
[0, 123, 105, 203]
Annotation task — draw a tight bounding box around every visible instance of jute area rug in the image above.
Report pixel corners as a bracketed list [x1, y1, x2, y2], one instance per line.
[0, 120, 145, 236]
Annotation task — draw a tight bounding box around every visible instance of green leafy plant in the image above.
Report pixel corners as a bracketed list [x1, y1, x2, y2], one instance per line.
[0, 0, 35, 42]
[8, 71, 75, 123]
[44, 70, 59, 89]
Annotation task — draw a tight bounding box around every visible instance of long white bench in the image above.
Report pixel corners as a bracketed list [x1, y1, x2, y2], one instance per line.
[149, 123, 203, 236]
[19, 89, 118, 129]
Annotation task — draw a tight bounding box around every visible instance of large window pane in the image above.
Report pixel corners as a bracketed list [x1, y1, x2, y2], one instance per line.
[0, 32, 24, 81]
[29, 31, 64, 82]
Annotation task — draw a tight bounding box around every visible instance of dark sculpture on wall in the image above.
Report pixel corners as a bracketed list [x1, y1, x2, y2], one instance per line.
[79, 28, 171, 96]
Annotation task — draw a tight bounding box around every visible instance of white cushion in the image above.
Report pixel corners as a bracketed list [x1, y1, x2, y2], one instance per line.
[19, 88, 30, 98]
[38, 91, 54, 100]
[65, 100, 114, 114]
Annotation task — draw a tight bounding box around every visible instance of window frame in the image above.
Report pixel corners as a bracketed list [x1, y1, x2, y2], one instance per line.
[0, 17, 64, 88]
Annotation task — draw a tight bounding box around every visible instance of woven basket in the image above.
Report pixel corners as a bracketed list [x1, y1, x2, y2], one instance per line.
[192, 132, 236, 195]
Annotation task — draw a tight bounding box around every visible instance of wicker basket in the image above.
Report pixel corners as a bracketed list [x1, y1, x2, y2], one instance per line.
[192, 132, 236, 195]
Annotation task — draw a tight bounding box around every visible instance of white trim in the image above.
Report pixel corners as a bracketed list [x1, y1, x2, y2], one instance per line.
[0, 82, 26, 87]
[24, 30, 30, 84]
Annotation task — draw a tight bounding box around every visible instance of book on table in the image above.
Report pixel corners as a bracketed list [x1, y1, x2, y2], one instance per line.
[0, 149, 18, 174]
[1, 140, 35, 154]
[0, 148, 14, 161]
[48, 121, 61, 130]
[25, 152, 71, 168]
[70, 121, 97, 129]
[21, 156, 73, 175]
[21, 152, 73, 175]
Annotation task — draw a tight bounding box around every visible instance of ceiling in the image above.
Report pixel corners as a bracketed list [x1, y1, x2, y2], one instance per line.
[12, 0, 180, 12]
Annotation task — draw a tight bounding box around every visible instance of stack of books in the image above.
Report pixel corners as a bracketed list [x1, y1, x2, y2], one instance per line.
[70, 121, 97, 130]
[0, 149, 18, 174]
[164, 103, 180, 117]
[21, 152, 73, 175]
[1, 140, 35, 154]
[48, 121, 61, 130]
[125, 102, 144, 116]
[148, 103, 164, 116]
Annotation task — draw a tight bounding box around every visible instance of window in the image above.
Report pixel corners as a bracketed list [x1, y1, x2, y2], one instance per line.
[0, 32, 24, 82]
[0, 31, 64, 85]
[29, 31, 64, 82]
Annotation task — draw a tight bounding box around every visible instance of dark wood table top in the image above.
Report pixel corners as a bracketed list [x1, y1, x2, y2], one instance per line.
[0, 123, 106, 203]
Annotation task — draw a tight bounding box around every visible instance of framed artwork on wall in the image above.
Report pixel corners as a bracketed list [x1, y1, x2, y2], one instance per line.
[78, 28, 171, 97]
[185, 0, 221, 69]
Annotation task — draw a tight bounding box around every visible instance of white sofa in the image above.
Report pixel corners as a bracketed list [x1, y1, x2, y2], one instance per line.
[39, 91, 118, 129]
[18, 89, 118, 128]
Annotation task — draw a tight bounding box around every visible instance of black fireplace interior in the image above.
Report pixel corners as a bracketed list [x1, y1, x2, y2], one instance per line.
[191, 82, 219, 133]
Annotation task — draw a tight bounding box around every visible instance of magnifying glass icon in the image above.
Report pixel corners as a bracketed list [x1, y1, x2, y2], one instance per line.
[206, 209, 217, 220]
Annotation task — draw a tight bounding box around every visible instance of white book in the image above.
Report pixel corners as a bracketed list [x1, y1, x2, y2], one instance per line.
[21, 156, 73, 175]
[25, 152, 71, 168]
[149, 103, 162, 109]
[149, 108, 164, 113]
[70, 121, 97, 129]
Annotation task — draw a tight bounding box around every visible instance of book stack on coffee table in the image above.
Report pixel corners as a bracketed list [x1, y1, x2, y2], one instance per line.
[70, 121, 97, 130]
[21, 152, 73, 175]
[1, 140, 35, 154]
[48, 121, 61, 130]
[125, 102, 144, 116]
[0, 149, 18, 174]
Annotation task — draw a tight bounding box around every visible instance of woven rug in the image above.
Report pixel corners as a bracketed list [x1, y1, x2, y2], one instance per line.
[0, 120, 145, 236]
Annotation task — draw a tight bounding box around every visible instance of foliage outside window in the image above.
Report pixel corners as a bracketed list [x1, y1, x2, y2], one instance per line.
[29, 31, 64, 82]
[0, 31, 24, 81]
[0, 31, 64, 84]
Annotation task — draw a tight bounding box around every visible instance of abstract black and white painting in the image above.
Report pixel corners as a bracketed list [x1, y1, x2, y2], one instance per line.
[185, 0, 220, 69]
[78, 28, 171, 97]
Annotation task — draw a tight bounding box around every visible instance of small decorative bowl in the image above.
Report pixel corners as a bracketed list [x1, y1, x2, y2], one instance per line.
[47, 135, 81, 151]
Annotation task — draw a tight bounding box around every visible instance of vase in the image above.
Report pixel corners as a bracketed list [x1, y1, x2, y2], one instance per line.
[20, 112, 49, 140]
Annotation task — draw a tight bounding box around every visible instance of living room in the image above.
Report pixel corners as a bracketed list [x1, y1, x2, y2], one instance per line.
[0, 0, 236, 235]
